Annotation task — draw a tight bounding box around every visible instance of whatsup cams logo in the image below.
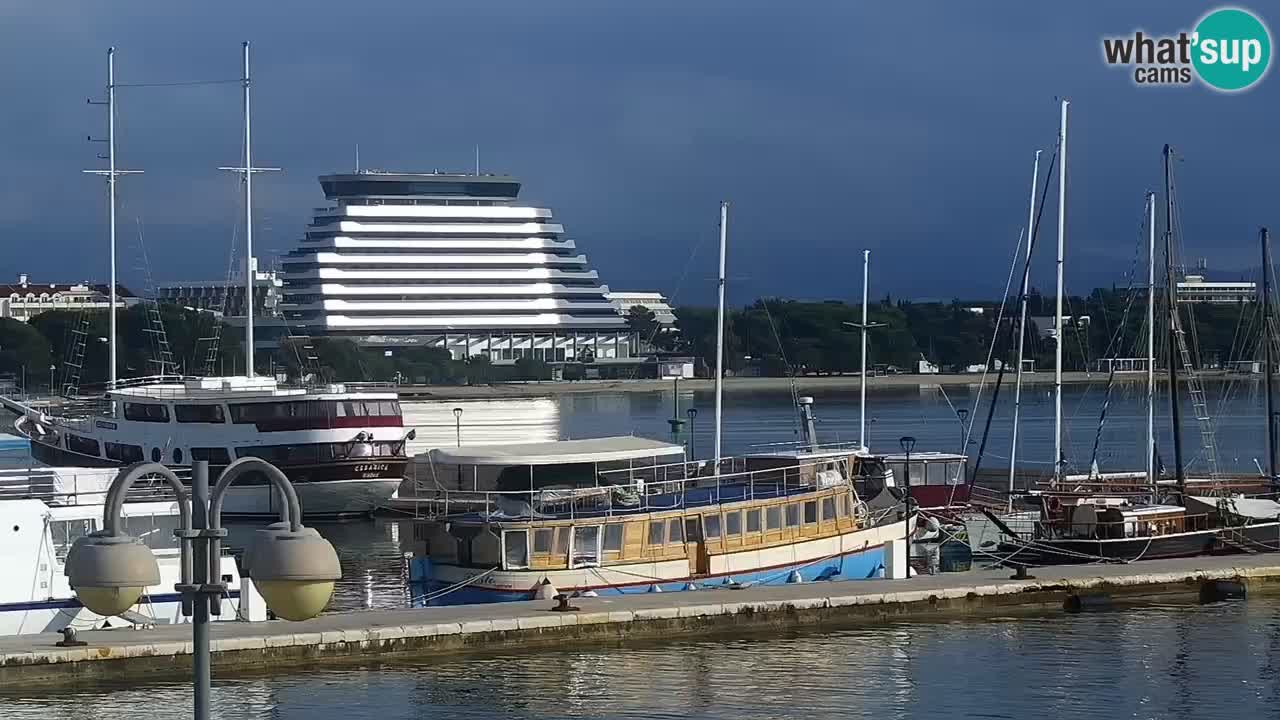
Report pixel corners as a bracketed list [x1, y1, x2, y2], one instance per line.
[1102, 6, 1271, 91]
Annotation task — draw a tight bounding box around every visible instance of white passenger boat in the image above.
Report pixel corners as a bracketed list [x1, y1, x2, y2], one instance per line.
[402, 434, 912, 605]
[0, 466, 265, 635]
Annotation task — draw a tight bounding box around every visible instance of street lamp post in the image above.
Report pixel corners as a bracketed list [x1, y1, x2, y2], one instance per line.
[956, 407, 969, 456]
[49, 364, 56, 396]
[65, 459, 341, 720]
[686, 407, 698, 458]
[898, 435, 917, 579]
[453, 407, 463, 447]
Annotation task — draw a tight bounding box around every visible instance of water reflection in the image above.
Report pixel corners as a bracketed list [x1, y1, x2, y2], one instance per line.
[4, 602, 1279, 719]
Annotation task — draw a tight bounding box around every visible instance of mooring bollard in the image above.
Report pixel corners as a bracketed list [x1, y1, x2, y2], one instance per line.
[55, 627, 87, 648]
[1199, 579, 1247, 604]
[551, 594, 579, 612]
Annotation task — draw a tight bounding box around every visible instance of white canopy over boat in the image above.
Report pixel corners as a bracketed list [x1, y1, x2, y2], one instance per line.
[425, 436, 685, 467]
[1188, 495, 1280, 520]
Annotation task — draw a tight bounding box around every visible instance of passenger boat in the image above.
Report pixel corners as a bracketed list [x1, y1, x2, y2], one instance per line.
[9, 377, 411, 520]
[0, 466, 265, 635]
[403, 434, 913, 605]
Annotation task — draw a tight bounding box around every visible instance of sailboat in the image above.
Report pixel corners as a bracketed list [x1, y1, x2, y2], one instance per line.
[1, 45, 410, 520]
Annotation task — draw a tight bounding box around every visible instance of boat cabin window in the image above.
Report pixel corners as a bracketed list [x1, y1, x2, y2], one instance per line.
[229, 399, 403, 424]
[124, 402, 170, 423]
[684, 517, 702, 542]
[175, 404, 226, 424]
[602, 524, 623, 553]
[533, 528, 554, 554]
[838, 495, 850, 517]
[503, 530, 529, 569]
[66, 434, 100, 457]
[122, 513, 181, 552]
[648, 521, 665, 547]
[51, 518, 94, 561]
[821, 498, 837, 522]
[804, 501, 818, 524]
[554, 527, 570, 556]
[746, 509, 762, 533]
[104, 441, 144, 463]
[571, 526, 600, 567]
[766, 506, 782, 531]
[785, 504, 800, 528]
[703, 514, 722, 539]
[725, 510, 742, 537]
[668, 518, 684, 544]
[191, 447, 232, 464]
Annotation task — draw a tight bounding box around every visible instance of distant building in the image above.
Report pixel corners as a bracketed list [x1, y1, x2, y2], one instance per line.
[156, 266, 284, 318]
[607, 291, 676, 326]
[1176, 274, 1256, 304]
[1029, 315, 1090, 340]
[0, 273, 136, 323]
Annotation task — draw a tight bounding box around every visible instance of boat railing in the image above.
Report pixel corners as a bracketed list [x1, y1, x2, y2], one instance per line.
[405, 453, 878, 522]
[1038, 512, 1214, 540]
[0, 467, 181, 506]
[744, 439, 867, 455]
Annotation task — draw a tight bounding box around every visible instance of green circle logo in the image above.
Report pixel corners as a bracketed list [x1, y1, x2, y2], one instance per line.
[1192, 7, 1271, 91]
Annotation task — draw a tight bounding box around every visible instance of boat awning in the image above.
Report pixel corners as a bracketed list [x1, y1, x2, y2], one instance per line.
[1188, 495, 1280, 520]
[424, 436, 686, 466]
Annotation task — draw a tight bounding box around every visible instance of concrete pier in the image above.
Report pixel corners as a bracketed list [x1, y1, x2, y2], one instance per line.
[6, 554, 1280, 685]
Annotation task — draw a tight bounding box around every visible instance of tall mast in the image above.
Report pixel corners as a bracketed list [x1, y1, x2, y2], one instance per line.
[84, 48, 142, 389]
[1262, 227, 1276, 483]
[859, 249, 870, 450]
[1146, 192, 1157, 489]
[242, 41, 255, 377]
[1009, 149, 1040, 505]
[1163, 144, 1186, 498]
[1053, 100, 1069, 484]
[713, 201, 728, 471]
[219, 43, 279, 377]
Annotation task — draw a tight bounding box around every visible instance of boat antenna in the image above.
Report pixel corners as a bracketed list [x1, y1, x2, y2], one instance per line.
[475, 144, 481, 175]
[1163, 144, 1186, 501]
[1052, 98, 1069, 485]
[83, 47, 143, 389]
[1008, 149, 1041, 508]
[354, 143, 360, 173]
[218, 42, 280, 378]
[1146, 191, 1157, 494]
[713, 200, 728, 471]
[1262, 226, 1276, 486]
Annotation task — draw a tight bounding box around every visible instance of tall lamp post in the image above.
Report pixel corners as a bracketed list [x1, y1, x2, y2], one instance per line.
[956, 407, 970, 456]
[65, 459, 341, 720]
[686, 407, 698, 459]
[453, 407, 464, 447]
[898, 435, 917, 579]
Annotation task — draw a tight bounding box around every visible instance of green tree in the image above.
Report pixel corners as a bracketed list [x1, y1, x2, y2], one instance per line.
[0, 318, 52, 387]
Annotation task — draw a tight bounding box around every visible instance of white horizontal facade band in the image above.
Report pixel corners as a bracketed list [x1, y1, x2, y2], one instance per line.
[323, 221, 564, 235]
[331, 205, 552, 220]
[323, 313, 628, 328]
[312, 283, 609, 297]
[293, 252, 589, 266]
[298, 268, 599, 281]
[309, 298, 620, 312]
[322, 237, 577, 250]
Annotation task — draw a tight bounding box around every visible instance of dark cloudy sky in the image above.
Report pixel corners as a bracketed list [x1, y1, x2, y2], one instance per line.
[1, 1, 1274, 305]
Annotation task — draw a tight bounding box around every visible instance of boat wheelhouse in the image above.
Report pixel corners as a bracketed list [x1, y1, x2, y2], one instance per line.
[13, 376, 412, 519]
[404, 437, 911, 605]
[0, 466, 265, 635]
[881, 452, 969, 510]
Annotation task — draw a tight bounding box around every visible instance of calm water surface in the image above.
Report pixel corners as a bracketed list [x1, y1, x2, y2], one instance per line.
[2, 599, 1279, 719]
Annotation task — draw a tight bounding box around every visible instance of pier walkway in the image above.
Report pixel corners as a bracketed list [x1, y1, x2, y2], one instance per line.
[5, 554, 1280, 684]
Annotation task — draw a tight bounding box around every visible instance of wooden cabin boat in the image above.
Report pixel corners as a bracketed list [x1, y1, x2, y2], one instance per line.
[404, 437, 911, 605]
[881, 452, 969, 510]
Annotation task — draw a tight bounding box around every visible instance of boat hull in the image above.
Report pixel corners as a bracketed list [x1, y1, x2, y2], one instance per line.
[998, 529, 1219, 566]
[29, 438, 405, 520]
[412, 518, 908, 606]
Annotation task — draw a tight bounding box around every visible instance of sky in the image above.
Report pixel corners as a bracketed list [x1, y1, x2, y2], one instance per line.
[1, 1, 1276, 306]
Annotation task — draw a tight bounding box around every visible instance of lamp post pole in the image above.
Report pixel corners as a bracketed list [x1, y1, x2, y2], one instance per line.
[453, 407, 463, 447]
[956, 407, 969, 456]
[686, 407, 698, 459]
[67, 459, 340, 720]
[898, 435, 916, 579]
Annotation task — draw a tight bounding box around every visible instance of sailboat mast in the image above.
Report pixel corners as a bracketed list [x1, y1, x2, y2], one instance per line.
[713, 201, 728, 470]
[1146, 192, 1156, 488]
[242, 41, 256, 377]
[1163, 144, 1186, 498]
[1009, 149, 1040, 505]
[107, 48, 118, 388]
[1262, 227, 1276, 483]
[1053, 100, 1068, 484]
[859, 249, 870, 450]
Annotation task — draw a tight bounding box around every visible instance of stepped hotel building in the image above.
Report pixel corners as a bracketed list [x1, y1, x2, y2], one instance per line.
[280, 171, 634, 363]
